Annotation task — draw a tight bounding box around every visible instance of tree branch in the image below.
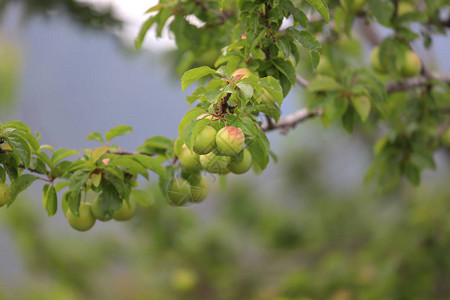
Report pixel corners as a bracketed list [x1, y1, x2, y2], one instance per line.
[261, 108, 322, 133]
[386, 72, 450, 93]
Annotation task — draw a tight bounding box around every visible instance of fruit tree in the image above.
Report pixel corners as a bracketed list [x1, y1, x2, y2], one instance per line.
[0, 0, 449, 231]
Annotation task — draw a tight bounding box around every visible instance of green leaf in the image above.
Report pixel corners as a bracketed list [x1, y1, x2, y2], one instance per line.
[135, 15, 156, 50]
[54, 181, 68, 192]
[145, 3, 162, 13]
[68, 191, 81, 216]
[45, 186, 57, 217]
[108, 156, 149, 179]
[272, 58, 297, 85]
[104, 171, 129, 199]
[51, 148, 80, 165]
[342, 105, 357, 133]
[91, 146, 109, 162]
[87, 132, 104, 144]
[96, 181, 123, 218]
[368, 0, 394, 25]
[4, 132, 32, 169]
[133, 155, 166, 181]
[8, 174, 38, 206]
[237, 82, 254, 99]
[292, 30, 322, 50]
[404, 163, 420, 186]
[310, 51, 320, 69]
[258, 76, 284, 106]
[281, 0, 309, 28]
[52, 161, 72, 178]
[305, 0, 330, 23]
[14, 131, 40, 151]
[308, 76, 342, 92]
[105, 125, 133, 142]
[177, 107, 207, 137]
[351, 95, 371, 122]
[181, 66, 217, 91]
[68, 170, 90, 191]
[4, 121, 32, 133]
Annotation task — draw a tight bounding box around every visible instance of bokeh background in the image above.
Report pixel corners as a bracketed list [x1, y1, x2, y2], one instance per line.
[0, 1, 450, 299]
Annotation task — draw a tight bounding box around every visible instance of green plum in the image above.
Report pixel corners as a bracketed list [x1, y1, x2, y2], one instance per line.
[66, 202, 96, 232]
[216, 126, 245, 156]
[230, 148, 253, 174]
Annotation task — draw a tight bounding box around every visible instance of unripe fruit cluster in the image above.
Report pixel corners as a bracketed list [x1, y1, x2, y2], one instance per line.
[66, 198, 136, 232]
[172, 125, 254, 206]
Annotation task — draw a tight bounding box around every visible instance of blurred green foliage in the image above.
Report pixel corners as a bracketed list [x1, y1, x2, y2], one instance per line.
[1, 139, 449, 299]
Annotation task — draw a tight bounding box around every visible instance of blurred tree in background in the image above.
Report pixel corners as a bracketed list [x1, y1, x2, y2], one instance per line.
[0, 0, 450, 299]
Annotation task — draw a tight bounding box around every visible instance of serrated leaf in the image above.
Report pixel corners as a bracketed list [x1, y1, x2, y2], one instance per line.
[8, 174, 38, 206]
[108, 156, 149, 179]
[133, 155, 166, 180]
[237, 82, 254, 99]
[105, 125, 133, 142]
[96, 182, 123, 218]
[4, 133, 31, 168]
[181, 66, 217, 91]
[272, 58, 297, 85]
[305, 0, 330, 23]
[293, 30, 322, 50]
[68, 170, 90, 191]
[14, 131, 40, 151]
[4, 121, 31, 133]
[135, 15, 156, 50]
[51, 148, 80, 165]
[45, 186, 57, 217]
[351, 95, 371, 122]
[87, 132, 104, 144]
[177, 107, 207, 137]
[91, 146, 109, 162]
[258, 76, 284, 106]
[104, 171, 129, 199]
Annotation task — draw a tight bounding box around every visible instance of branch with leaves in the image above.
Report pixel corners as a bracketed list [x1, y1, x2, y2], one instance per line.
[1, 0, 450, 231]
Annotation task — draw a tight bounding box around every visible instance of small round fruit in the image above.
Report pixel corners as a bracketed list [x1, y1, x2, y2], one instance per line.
[91, 196, 113, 221]
[340, 0, 365, 12]
[401, 50, 421, 77]
[200, 152, 231, 174]
[0, 182, 10, 207]
[230, 148, 253, 174]
[66, 202, 96, 232]
[190, 176, 209, 203]
[370, 47, 387, 73]
[232, 68, 253, 81]
[216, 126, 245, 156]
[397, 2, 414, 16]
[178, 144, 202, 171]
[168, 179, 192, 206]
[193, 126, 217, 155]
[113, 199, 136, 221]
